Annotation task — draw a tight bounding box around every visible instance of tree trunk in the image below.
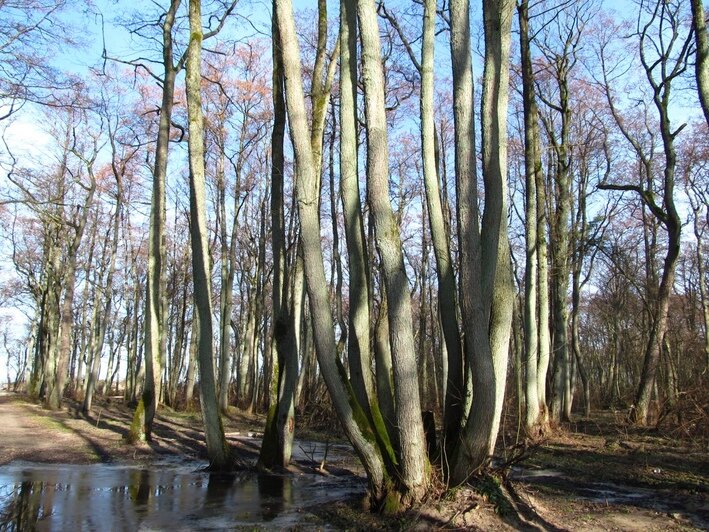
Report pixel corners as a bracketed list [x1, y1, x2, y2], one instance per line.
[186, 0, 231, 469]
[449, 0, 515, 483]
[340, 0, 376, 425]
[691, 0, 709, 127]
[421, 0, 464, 448]
[274, 0, 389, 503]
[131, 0, 181, 442]
[185, 315, 198, 407]
[258, 18, 299, 467]
[357, 0, 428, 500]
[518, 0, 541, 434]
[447, 0, 484, 470]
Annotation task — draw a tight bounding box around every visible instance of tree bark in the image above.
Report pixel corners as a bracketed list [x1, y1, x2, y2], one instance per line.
[518, 0, 541, 434]
[130, 0, 181, 442]
[421, 0, 464, 449]
[449, 0, 515, 483]
[340, 0, 377, 430]
[186, 0, 231, 469]
[691, 0, 709, 127]
[274, 0, 388, 502]
[357, 0, 428, 500]
[258, 11, 298, 467]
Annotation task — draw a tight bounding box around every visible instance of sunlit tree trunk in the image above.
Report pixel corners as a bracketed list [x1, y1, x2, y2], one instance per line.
[258, 21, 298, 465]
[691, 0, 709, 126]
[274, 0, 390, 503]
[449, 0, 515, 483]
[448, 0, 478, 462]
[129, 0, 180, 443]
[421, 0, 464, 449]
[340, 0, 378, 429]
[186, 0, 231, 469]
[477, 0, 515, 459]
[184, 315, 198, 407]
[358, 0, 428, 500]
[518, 0, 541, 434]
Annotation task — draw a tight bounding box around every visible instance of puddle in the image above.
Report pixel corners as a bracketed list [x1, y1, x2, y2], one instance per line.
[0, 461, 366, 530]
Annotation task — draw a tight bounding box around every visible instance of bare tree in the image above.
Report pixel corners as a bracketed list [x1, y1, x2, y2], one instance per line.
[598, 0, 692, 425]
[185, 0, 231, 470]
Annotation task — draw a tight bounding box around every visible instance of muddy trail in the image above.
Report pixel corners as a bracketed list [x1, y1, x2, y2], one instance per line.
[0, 391, 707, 530]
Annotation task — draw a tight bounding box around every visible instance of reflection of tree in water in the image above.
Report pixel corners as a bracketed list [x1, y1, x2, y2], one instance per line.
[257, 474, 292, 521]
[0, 481, 46, 529]
[205, 472, 236, 507]
[128, 469, 151, 505]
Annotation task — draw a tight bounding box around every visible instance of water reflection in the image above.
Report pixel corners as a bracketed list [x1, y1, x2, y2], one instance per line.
[0, 481, 44, 530]
[0, 462, 364, 529]
[129, 469, 151, 505]
[257, 474, 292, 521]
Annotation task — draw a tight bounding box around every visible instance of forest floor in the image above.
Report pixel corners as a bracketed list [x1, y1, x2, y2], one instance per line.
[0, 390, 706, 530]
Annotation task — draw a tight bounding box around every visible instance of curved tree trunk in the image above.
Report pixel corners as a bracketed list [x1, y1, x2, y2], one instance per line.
[186, 0, 231, 469]
[448, 0, 479, 464]
[129, 1, 180, 443]
[449, 0, 515, 483]
[340, 0, 375, 420]
[357, 0, 428, 501]
[421, 0, 464, 450]
[273, 0, 388, 502]
[258, 9, 298, 469]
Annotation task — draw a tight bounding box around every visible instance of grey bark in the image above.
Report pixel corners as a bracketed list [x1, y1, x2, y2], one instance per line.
[518, 0, 541, 433]
[449, 0, 515, 483]
[274, 0, 387, 500]
[691, 0, 709, 127]
[136, 0, 181, 442]
[186, 0, 231, 469]
[340, 0, 375, 422]
[421, 0, 464, 449]
[258, 5, 299, 468]
[357, 0, 428, 498]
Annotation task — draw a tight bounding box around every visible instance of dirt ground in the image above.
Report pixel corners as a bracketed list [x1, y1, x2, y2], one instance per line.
[0, 390, 707, 530]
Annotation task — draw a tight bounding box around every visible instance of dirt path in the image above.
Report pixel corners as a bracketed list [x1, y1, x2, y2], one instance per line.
[0, 391, 267, 466]
[0, 391, 120, 464]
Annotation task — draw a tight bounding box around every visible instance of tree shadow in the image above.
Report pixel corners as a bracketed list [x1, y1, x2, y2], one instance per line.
[516, 442, 709, 529]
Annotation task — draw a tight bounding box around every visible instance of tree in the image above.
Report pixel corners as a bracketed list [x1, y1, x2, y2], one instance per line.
[83, 84, 138, 413]
[259, 0, 338, 469]
[339, 0, 376, 441]
[419, 0, 465, 450]
[518, 0, 544, 434]
[598, 0, 692, 425]
[0, 0, 79, 120]
[691, 0, 709, 126]
[273, 0, 390, 504]
[185, 0, 231, 470]
[121, 0, 236, 443]
[447, 0, 516, 482]
[125, 0, 183, 443]
[257, 2, 298, 469]
[534, 0, 594, 422]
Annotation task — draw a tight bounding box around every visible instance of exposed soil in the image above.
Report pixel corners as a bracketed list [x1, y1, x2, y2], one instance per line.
[1, 391, 707, 530]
